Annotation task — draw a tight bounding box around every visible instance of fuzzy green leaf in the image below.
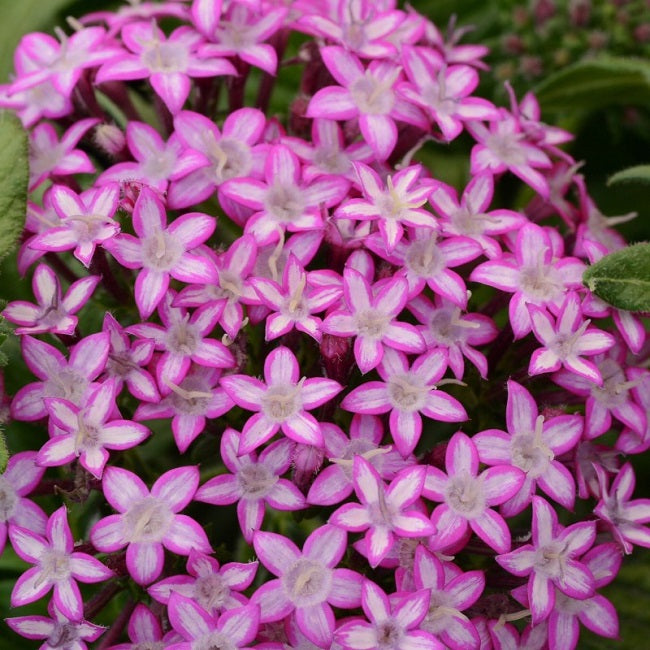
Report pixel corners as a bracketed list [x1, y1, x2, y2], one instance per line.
[0, 112, 29, 261]
[583, 243, 650, 312]
[534, 56, 650, 111]
[608, 165, 650, 186]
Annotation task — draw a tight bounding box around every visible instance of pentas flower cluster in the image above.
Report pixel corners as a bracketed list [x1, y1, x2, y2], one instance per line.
[0, 0, 648, 648]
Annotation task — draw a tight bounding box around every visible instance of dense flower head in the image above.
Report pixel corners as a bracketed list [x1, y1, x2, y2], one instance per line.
[0, 0, 648, 648]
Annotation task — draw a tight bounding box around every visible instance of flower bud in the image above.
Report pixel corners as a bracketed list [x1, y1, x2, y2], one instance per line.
[94, 123, 126, 157]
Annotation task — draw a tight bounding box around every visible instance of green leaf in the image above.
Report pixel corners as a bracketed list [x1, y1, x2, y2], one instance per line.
[534, 56, 650, 112]
[583, 242, 650, 312]
[608, 165, 650, 186]
[0, 112, 28, 261]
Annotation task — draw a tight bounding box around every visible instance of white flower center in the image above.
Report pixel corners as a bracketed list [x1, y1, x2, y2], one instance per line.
[47, 623, 79, 648]
[355, 309, 388, 339]
[142, 230, 183, 271]
[405, 237, 444, 278]
[387, 374, 427, 412]
[282, 558, 332, 606]
[376, 619, 403, 649]
[123, 496, 173, 543]
[485, 132, 526, 167]
[511, 415, 553, 478]
[166, 378, 214, 416]
[237, 463, 278, 499]
[74, 415, 103, 452]
[350, 71, 397, 115]
[205, 136, 252, 184]
[422, 591, 464, 634]
[40, 549, 71, 583]
[445, 472, 485, 517]
[44, 369, 88, 405]
[141, 41, 188, 73]
[264, 183, 306, 223]
[261, 382, 303, 422]
[534, 541, 569, 580]
[165, 316, 199, 356]
[195, 632, 236, 650]
[194, 573, 230, 611]
[591, 359, 634, 408]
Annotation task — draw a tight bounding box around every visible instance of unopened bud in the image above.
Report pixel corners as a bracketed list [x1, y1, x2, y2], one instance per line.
[532, 0, 556, 23]
[320, 333, 354, 384]
[569, 0, 591, 27]
[634, 23, 650, 43]
[94, 123, 126, 157]
[292, 442, 324, 491]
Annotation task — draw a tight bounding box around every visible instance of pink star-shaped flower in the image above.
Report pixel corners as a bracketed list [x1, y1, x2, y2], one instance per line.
[219, 346, 342, 454]
[90, 466, 212, 585]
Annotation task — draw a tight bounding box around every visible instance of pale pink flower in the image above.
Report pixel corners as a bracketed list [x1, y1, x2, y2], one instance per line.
[367, 227, 482, 307]
[0, 452, 48, 556]
[28, 183, 121, 268]
[251, 253, 342, 342]
[429, 172, 526, 259]
[321, 268, 425, 374]
[335, 580, 438, 650]
[408, 294, 497, 379]
[283, 118, 373, 182]
[552, 348, 646, 440]
[336, 163, 437, 252]
[198, 3, 287, 74]
[467, 109, 553, 198]
[149, 548, 258, 614]
[410, 546, 485, 649]
[28, 119, 98, 190]
[135, 365, 233, 453]
[423, 432, 525, 554]
[399, 46, 498, 141]
[307, 414, 411, 506]
[167, 593, 259, 649]
[330, 456, 435, 567]
[474, 380, 583, 517]
[90, 466, 212, 585]
[220, 144, 348, 245]
[96, 21, 236, 114]
[496, 496, 596, 623]
[2, 264, 99, 336]
[342, 348, 467, 456]
[98, 121, 207, 193]
[306, 46, 427, 160]
[251, 525, 362, 647]
[470, 222, 585, 338]
[593, 462, 650, 553]
[297, 0, 405, 58]
[104, 187, 218, 318]
[219, 346, 342, 453]
[6, 601, 105, 650]
[127, 291, 234, 390]
[102, 313, 160, 403]
[195, 428, 305, 542]
[39, 380, 150, 479]
[9, 26, 120, 97]
[11, 333, 109, 421]
[528, 292, 616, 384]
[10, 506, 114, 619]
[174, 234, 260, 339]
